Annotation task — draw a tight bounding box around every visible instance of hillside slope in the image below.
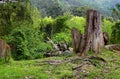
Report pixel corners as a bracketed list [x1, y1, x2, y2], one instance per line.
[31, 0, 120, 17]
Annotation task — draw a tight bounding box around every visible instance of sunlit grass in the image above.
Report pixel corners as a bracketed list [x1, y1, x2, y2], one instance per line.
[0, 50, 120, 79]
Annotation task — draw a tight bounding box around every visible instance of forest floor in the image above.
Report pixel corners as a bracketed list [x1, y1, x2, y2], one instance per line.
[0, 49, 120, 79]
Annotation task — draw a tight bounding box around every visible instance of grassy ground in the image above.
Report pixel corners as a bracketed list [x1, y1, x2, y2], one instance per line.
[0, 50, 120, 79]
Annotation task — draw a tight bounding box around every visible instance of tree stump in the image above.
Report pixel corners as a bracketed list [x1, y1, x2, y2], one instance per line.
[72, 10, 104, 56]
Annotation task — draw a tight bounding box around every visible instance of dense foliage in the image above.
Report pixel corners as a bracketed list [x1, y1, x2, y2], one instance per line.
[31, 0, 120, 17]
[0, 0, 119, 60]
[111, 22, 120, 44]
[0, 1, 51, 60]
[102, 18, 115, 37]
[31, 0, 64, 17]
[0, 2, 31, 35]
[112, 4, 120, 20]
[9, 26, 52, 60]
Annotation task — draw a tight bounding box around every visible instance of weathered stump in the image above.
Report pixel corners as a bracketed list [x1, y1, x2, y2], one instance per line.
[71, 28, 85, 56]
[72, 10, 104, 56]
[0, 39, 11, 62]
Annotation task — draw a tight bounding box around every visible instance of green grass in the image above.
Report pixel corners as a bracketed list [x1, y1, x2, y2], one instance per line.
[0, 50, 120, 79]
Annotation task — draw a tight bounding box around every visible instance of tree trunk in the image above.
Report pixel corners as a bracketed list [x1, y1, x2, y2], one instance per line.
[72, 10, 104, 56]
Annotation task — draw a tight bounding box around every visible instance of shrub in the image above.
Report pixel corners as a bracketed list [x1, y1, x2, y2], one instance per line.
[111, 21, 120, 44]
[66, 16, 86, 34]
[40, 16, 55, 38]
[0, 1, 32, 36]
[53, 15, 70, 33]
[40, 15, 71, 38]
[0, 1, 52, 60]
[51, 33, 72, 47]
[9, 26, 52, 60]
[102, 19, 115, 37]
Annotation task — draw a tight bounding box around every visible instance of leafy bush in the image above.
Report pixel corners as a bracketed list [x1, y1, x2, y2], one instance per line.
[102, 19, 115, 37]
[51, 33, 72, 46]
[0, 0, 45, 60]
[40, 15, 71, 38]
[0, 1, 32, 36]
[40, 16, 55, 38]
[111, 21, 120, 44]
[53, 15, 70, 33]
[66, 16, 86, 34]
[9, 26, 52, 60]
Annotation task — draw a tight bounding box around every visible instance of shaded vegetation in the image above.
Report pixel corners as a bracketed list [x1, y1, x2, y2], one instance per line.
[112, 4, 120, 20]
[111, 22, 120, 44]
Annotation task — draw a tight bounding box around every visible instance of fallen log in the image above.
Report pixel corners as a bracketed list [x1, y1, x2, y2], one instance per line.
[42, 56, 107, 66]
[72, 56, 107, 70]
[105, 44, 120, 53]
[45, 37, 73, 57]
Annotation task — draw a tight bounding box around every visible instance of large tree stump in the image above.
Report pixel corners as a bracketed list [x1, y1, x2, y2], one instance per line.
[72, 10, 104, 56]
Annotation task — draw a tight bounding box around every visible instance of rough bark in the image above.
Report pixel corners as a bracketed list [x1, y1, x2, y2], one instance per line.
[71, 28, 82, 53]
[0, 39, 11, 62]
[84, 10, 104, 54]
[71, 28, 85, 56]
[71, 10, 104, 56]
